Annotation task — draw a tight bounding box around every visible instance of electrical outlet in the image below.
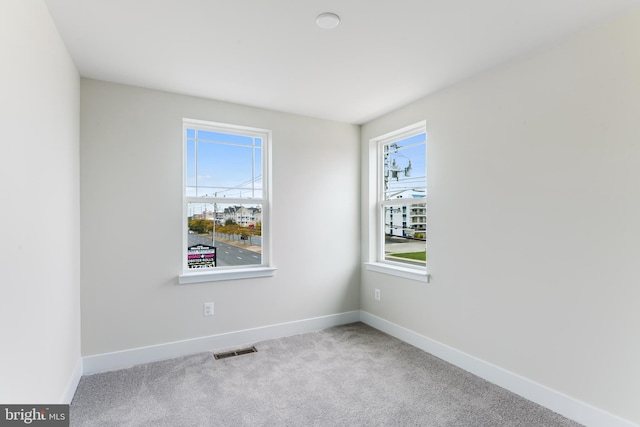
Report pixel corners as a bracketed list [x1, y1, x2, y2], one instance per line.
[203, 302, 214, 316]
[374, 288, 381, 301]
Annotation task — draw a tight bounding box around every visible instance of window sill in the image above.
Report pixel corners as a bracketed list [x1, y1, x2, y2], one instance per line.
[179, 267, 277, 284]
[364, 262, 430, 283]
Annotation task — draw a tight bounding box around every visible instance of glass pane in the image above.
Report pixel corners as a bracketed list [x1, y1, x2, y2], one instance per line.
[186, 127, 263, 199]
[187, 202, 262, 269]
[196, 130, 253, 145]
[195, 185, 241, 198]
[383, 133, 426, 201]
[253, 147, 262, 199]
[194, 141, 258, 198]
[186, 139, 196, 187]
[383, 203, 426, 266]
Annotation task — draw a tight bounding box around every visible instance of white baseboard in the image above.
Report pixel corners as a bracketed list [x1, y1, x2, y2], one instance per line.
[82, 311, 360, 375]
[78, 309, 637, 427]
[60, 357, 83, 404]
[360, 311, 638, 427]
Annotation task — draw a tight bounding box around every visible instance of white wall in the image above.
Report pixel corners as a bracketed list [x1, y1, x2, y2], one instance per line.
[361, 9, 640, 426]
[0, 0, 81, 403]
[80, 80, 360, 356]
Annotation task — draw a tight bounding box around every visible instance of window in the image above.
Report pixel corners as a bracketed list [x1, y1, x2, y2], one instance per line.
[366, 121, 429, 282]
[179, 119, 274, 284]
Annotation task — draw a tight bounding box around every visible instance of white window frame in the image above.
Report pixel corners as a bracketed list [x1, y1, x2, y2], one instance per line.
[365, 121, 430, 282]
[178, 118, 275, 284]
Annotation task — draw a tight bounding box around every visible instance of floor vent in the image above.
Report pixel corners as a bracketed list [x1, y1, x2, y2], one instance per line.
[213, 346, 257, 360]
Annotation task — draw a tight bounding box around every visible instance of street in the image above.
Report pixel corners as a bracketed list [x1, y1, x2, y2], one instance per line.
[188, 234, 261, 267]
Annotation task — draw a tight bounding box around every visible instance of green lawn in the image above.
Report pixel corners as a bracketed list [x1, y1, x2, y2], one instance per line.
[390, 251, 426, 261]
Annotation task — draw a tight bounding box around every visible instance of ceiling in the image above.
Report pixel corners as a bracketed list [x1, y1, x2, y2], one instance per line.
[44, 0, 639, 124]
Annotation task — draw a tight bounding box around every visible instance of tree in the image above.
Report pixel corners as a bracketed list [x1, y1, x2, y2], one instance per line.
[188, 218, 213, 234]
[247, 222, 261, 245]
[239, 227, 250, 243]
[253, 221, 262, 235]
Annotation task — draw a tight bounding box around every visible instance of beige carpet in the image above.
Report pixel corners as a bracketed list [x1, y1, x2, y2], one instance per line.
[70, 323, 582, 427]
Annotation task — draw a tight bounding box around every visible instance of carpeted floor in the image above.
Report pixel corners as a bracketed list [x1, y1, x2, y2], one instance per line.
[71, 322, 583, 426]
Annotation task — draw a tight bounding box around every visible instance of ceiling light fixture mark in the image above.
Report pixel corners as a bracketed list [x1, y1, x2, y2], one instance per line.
[316, 12, 340, 30]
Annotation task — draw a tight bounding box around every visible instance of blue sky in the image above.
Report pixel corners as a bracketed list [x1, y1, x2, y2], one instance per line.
[186, 129, 262, 198]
